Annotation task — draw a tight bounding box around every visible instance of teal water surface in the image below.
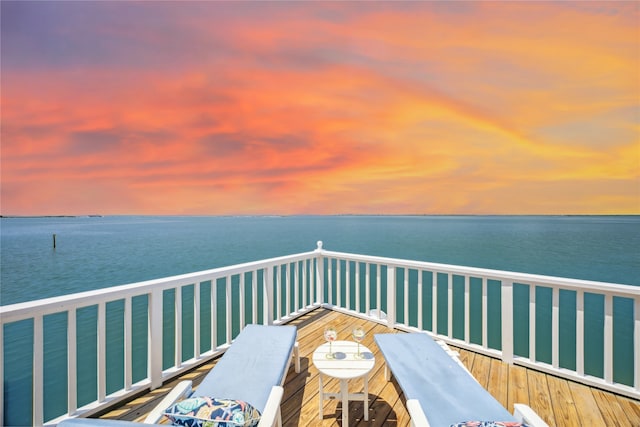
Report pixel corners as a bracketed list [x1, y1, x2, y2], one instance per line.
[2, 215, 638, 306]
[1, 215, 639, 425]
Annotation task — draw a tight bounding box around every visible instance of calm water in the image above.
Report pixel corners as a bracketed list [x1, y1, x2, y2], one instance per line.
[2, 215, 639, 306]
[1, 215, 639, 425]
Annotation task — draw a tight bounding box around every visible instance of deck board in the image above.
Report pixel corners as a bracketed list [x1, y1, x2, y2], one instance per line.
[527, 369, 555, 424]
[507, 364, 530, 413]
[98, 308, 640, 426]
[546, 374, 580, 427]
[567, 381, 608, 425]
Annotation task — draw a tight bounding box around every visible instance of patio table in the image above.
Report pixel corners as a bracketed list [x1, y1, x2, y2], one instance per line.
[312, 340, 375, 427]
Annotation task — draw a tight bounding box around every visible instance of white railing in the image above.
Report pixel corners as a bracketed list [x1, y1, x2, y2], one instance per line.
[2, 242, 639, 426]
[317, 246, 640, 401]
[0, 250, 322, 426]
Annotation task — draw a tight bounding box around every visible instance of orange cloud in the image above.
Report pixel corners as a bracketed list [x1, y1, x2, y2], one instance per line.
[1, 1, 638, 215]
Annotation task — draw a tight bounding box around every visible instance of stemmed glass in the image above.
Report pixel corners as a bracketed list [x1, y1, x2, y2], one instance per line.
[324, 326, 337, 359]
[352, 326, 365, 359]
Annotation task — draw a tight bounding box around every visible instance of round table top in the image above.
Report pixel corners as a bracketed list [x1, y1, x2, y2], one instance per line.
[312, 340, 375, 380]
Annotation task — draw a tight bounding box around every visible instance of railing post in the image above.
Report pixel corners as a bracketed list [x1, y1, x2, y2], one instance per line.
[604, 294, 613, 383]
[635, 296, 640, 392]
[576, 290, 584, 376]
[315, 241, 325, 305]
[263, 267, 274, 325]
[33, 315, 44, 427]
[67, 309, 77, 415]
[148, 289, 163, 389]
[501, 281, 514, 364]
[387, 266, 396, 330]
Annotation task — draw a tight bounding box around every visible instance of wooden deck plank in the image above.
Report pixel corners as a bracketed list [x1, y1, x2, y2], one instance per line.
[615, 395, 640, 426]
[507, 364, 530, 413]
[591, 388, 637, 427]
[567, 381, 608, 425]
[545, 374, 580, 427]
[526, 369, 555, 425]
[486, 358, 509, 409]
[95, 308, 638, 427]
[469, 348, 492, 388]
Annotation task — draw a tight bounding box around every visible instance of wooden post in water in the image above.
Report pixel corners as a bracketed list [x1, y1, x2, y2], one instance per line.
[53, 234, 56, 249]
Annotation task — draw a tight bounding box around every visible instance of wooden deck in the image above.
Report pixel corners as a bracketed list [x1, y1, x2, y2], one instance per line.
[100, 308, 640, 426]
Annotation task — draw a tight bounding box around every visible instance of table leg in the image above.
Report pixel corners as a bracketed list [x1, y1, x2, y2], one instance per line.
[318, 373, 324, 420]
[364, 373, 369, 421]
[340, 379, 349, 427]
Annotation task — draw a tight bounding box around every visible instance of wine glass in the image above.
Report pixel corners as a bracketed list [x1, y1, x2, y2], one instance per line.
[352, 326, 365, 359]
[324, 326, 337, 359]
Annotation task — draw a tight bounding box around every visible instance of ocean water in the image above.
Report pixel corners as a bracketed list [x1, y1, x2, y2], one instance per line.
[2, 215, 639, 306]
[1, 215, 639, 425]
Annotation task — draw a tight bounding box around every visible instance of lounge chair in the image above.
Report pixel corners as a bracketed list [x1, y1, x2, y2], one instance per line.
[59, 324, 300, 427]
[374, 333, 549, 427]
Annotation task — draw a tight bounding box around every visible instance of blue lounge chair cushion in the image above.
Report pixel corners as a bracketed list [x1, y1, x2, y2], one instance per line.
[375, 333, 516, 426]
[195, 324, 296, 414]
[164, 396, 260, 427]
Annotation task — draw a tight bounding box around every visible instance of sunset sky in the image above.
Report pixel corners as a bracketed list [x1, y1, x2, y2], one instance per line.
[2, 1, 638, 215]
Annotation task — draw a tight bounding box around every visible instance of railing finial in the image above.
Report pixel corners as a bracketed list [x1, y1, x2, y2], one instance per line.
[316, 240, 323, 250]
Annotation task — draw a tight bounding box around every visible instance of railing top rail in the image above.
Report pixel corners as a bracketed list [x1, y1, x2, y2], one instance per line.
[0, 250, 318, 322]
[320, 249, 640, 298]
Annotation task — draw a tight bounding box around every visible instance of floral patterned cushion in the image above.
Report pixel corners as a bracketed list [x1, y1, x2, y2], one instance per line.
[450, 423, 529, 427]
[163, 396, 261, 427]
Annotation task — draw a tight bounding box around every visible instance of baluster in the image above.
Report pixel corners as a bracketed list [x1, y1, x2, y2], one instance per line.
[276, 266, 282, 320]
[211, 280, 218, 349]
[225, 277, 232, 343]
[365, 263, 371, 316]
[417, 270, 423, 330]
[264, 267, 274, 325]
[302, 260, 307, 309]
[239, 274, 245, 331]
[33, 315, 44, 427]
[482, 277, 488, 348]
[194, 282, 201, 359]
[285, 264, 291, 317]
[328, 258, 333, 306]
[294, 261, 300, 313]
[576, 290, 584, 376]
[432, 272, 437, 334]
[355, 262, 361, 313]
[635, 297, 639, 391]
[447, 274, 453, 339]
[501, 281, 514, 364]
[387, 266, 396, 329]
[98, 302, 106, 401]
[337, 259, 342, 308]
[404, 268, 409, 326]
[124, 297, 132, 389]
[604, 294, 613, 383]
[346, 260, 351, 311]
[464, 275, 470, 344]
[376, 264, 381, 318]
[149, 289, 163, 389]
[552, 287, 560, 369]
[530, 284, 537, 362]
[67, 309, 77, 415]
[252, 271, 258, 324]
[175, 287, 182, 368]
[316, 254, 324, 306]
